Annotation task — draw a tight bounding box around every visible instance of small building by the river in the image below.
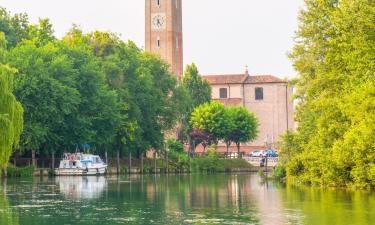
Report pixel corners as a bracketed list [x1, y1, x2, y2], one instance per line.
[198, 69, 295, 155]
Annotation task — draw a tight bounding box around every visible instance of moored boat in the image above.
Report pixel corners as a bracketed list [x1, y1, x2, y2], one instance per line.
[55, 153, 107, 176]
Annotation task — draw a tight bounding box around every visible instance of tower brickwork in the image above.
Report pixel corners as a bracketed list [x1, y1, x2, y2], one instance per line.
[145, 0, 183, 80]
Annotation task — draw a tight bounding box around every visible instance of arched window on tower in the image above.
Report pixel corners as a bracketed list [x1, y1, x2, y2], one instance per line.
[156, 0, 161, 7]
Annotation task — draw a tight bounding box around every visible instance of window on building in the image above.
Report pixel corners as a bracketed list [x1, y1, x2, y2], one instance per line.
[175, 0, 178, 8]
[255, 87, 263, 100]
[219, 88, 228, 99]
[157, 37, 160, 48]
[176, 37, 179, 49]
[156, 0, 161, 7]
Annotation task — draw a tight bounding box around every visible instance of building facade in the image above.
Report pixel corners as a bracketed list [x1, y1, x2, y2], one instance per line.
[202, 71, 294, 152]
[145, 0, 294, 153]
[145, 0, 183, 80]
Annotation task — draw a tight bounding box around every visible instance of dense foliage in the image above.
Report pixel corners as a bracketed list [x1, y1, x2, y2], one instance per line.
[178, 63, 211, 143]
[190, 102, 258, 154]
[280, 0, 375, 188]
[0, 7, 191, 166]
[0, 33, 23, 168]
[166, 139, 189, 171]
[225, 107, 258, 155]
[181, 63, 211, 108]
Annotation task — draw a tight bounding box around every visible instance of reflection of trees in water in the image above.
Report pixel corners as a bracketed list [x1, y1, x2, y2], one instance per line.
[279, 185, 375, 225]
[139, 174, 261, 223]
[56, 176, 107, 200]
[0, 182, 19, 225]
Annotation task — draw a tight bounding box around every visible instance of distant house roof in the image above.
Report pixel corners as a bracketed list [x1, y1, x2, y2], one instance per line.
[245, 75, 284, 84]
[202, 74, 248, 84]
[202, 73, 285, 85]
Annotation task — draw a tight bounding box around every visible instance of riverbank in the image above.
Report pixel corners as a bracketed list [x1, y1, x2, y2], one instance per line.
[5, 158, 276, 177]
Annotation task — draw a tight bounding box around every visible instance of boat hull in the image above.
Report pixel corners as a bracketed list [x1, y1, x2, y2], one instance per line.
[55, 166, 107, 176]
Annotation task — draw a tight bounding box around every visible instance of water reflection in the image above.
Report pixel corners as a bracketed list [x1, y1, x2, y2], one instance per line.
[0, 196, 19, 225]
[0, 174, 374, 225]
[56, 176, 107, 200]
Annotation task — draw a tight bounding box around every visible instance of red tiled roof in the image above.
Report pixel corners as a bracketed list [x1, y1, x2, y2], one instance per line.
[202, 74, 248, 84]
[245, 75, 284, 84]
[202, 73, 285, 84]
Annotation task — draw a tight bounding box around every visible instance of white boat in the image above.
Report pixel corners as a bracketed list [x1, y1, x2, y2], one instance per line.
[55, 153, 107, 176]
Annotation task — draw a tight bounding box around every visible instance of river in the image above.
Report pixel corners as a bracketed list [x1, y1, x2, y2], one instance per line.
[0, 174, 374, 225]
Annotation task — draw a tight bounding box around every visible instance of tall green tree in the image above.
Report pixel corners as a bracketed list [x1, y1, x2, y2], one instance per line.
[0, 33, 23, 170]
[190, 101, 227, 151]
[226, 107, 258, 156]
[285, 0, 375, 188]
[182, 63, 211, 108]
[9, 41, 80, 165]
[180, 63, 211, 143]
[0, 7, 29, 48]
[65, 29, 185, 159]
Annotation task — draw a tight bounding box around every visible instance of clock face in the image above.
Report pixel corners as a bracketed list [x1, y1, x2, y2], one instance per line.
[151, 13, 166, 30]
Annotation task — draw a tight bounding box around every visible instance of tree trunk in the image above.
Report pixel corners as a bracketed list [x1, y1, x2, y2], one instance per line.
[191, 139, 196, 157]
[226, 142, 230, 158]
[154, 151, 157, 174]
[51, 151, 55, 170]
[141, 154, 144, 174]
[237, 143, 241, 158]
[129, 151, 132, 174]
[166, 150, 168, 174]
[116, 150, 120, 174]
[2, 164, 7, 177]
[32, 149, 36, 168]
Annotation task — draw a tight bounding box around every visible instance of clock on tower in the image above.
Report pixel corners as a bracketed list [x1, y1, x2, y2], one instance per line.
[145, 0, 183, 80]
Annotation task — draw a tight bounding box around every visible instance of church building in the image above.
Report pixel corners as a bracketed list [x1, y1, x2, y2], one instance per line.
[145, 0, 294, 153]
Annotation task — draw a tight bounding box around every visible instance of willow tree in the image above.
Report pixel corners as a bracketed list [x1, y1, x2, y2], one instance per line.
[0, 55, 23, 172]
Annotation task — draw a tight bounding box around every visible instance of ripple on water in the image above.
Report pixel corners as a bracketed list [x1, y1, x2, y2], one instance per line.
[95, 207, 117, 211]
[184, 218, 256, 225]
[108, 217, 137, 222]
[14, 204, 54, 208]
[184, 218, 225, 224]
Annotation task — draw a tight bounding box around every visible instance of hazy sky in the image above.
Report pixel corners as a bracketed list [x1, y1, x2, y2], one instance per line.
[1, 0, 304, 78]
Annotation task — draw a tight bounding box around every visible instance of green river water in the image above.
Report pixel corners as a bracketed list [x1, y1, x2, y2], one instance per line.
[0, 174, 374, 225]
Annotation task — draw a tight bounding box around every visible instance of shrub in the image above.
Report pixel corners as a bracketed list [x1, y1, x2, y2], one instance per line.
[272, 165, 287, 180]
[6, 165, 35, 177]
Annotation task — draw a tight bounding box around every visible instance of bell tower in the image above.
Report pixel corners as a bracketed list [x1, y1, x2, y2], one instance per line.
[145, 0, 183, 80]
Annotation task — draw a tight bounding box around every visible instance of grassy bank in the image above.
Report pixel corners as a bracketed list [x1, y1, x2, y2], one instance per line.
[5, 165, 35, 177]
[107, 157, 253, 174]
